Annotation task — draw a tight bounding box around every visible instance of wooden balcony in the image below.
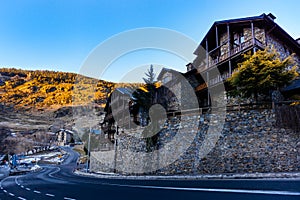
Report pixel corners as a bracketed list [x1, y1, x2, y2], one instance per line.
[209, 72, 231, 87]
[209, 38, 264, 67]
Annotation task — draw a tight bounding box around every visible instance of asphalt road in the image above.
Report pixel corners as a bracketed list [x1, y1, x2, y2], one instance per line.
[0, 147, 299, 200]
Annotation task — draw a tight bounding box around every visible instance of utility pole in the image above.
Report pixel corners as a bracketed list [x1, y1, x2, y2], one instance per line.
[86, 127, 91, 173]
[113, 122, 118, 173]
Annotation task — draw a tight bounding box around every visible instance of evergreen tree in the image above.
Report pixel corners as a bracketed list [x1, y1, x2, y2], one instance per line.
[143, 64, 156, 84]
[228, 47, 298, 101]
[132, 65, 161, 152]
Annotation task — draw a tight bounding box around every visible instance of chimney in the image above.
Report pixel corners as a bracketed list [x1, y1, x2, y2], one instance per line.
[186, 63, 195, 72]
[267, 13, 276, 21]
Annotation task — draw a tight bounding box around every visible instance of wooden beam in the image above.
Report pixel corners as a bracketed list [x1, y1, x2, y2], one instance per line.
[206, 71, 210, 106]
[251, 21, 256, 52]
[227, 24, 230, 57]
[206, 38, 209, 68]
[215, 25, 219, 47]
[229, 60, 232, 75]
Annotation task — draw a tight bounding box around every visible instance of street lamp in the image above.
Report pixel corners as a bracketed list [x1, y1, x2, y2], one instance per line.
[86, 127, 91, 173]
[113, 122, 118, 173]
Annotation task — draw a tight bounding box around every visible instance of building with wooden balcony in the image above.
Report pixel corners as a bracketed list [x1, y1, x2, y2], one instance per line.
[187, 13, 300, 106]
[101, 88, 135, 142]
[102, 13, 300, 138]
[101, 84, 181, 142]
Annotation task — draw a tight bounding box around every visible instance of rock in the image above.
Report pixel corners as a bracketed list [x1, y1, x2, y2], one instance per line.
[46, 86, 57, 93]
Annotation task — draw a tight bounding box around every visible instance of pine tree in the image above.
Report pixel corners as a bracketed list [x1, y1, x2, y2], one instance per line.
[132, 65, 161, 152]
[228, 47, 298, 101]
[143, 65, 156, 84]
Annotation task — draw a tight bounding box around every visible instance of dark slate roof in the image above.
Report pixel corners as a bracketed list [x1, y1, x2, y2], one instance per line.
[157, 67, 182, 81]
[104, 87, 135, 112]
[283, 79, 300, 92]
[214, 13, 266, 25]
[115, 87, 134, 96]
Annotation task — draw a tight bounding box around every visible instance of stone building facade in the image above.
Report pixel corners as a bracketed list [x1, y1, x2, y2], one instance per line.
[189, 13, 300, 106]
[56, 129, 73, 146]
[91, 13, 300, 175]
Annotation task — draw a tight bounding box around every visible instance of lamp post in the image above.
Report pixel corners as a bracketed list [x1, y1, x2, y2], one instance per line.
[113, 122, 118, 173]
[86, 127, 91, 173]
[83, 111, 101, 173]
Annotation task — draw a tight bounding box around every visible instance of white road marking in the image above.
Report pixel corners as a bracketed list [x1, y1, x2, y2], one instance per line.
[15, 177, 21, 186]
[46, 193, 55, 197]
[0, 187, 3, 189]
[26, 187, 31, 191]
[9, 193, 15, 196]
[20, 185, 24, 188]
[3, 189, 7, 193]
[48, 167, 61, 178]
[106, 183, 300, 196]
[34, 190, 41, 194]
[64, 197, 77, 200]
[18, 197, 27, 200]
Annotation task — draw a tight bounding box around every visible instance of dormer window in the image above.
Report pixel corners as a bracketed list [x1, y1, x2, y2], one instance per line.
[162, 74, 171, 84]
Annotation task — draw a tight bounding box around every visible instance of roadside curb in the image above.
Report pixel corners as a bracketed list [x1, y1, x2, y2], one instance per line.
[74, 170, 300, 180]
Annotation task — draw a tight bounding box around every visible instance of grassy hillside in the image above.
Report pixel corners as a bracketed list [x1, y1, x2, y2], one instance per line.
[0, 68, 141, 109]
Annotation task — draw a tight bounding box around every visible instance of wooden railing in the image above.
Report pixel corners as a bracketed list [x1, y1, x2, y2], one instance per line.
[208, 72, 231, 86]
[209, 38, 265, 67]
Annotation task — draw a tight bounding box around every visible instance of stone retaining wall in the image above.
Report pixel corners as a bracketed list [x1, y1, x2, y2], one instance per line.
[90, 109, 300, 175]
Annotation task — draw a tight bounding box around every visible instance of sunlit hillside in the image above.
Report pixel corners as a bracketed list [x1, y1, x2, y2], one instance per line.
[0, 68, 142, 109]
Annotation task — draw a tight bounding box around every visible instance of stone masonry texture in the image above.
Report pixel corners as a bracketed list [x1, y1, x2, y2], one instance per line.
[90, 109, 300, 175]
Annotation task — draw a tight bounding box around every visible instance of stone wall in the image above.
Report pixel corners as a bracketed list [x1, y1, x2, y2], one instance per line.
[266, 34, 300, 73]
[90, 109, 300, 175]
[243, 28, 252, 42]
[219, 26, 266, 56]
[220, 32, 229, 56]
[255, 27, 266, 44]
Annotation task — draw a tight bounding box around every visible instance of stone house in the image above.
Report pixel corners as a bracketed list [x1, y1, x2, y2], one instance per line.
[187, 13, 300, 106]
[56, 129, 73, 146]
[156, 68, 183, 112]
[92, 13, 300, 175]
[101, 88, 136, 142]
[102, 12, 300, 145]
[101, 84, 181, 142]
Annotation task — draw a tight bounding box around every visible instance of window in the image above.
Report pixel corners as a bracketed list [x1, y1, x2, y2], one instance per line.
[162, 75, 171, 84]
[232, 31, 244, 47]
[240, 33, 245, 43]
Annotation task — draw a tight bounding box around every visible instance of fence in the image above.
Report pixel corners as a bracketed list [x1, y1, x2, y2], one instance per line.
[166, 102, 273, 116]
[165, 101, 300, 132]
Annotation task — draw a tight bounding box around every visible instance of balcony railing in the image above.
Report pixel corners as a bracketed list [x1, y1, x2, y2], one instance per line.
[209, 72, 231, 87]
[209, 38, 264, 67]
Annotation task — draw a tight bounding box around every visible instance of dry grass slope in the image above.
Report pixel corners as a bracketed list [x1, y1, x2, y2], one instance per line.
[0, 68, 142, 109]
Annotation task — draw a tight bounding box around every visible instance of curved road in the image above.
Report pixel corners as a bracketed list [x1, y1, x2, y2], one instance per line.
[0, 147, 299, 200]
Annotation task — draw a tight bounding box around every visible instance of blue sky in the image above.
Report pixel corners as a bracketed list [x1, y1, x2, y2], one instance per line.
[0, 0, 299, 82]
